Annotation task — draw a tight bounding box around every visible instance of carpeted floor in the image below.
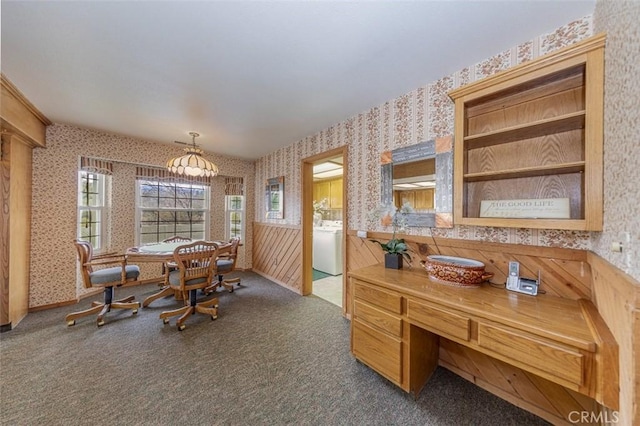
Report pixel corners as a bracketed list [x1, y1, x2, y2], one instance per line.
[0, 272, 548, 426]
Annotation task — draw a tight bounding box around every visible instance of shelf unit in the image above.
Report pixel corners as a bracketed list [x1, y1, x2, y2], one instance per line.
[448, 34, 605, 230]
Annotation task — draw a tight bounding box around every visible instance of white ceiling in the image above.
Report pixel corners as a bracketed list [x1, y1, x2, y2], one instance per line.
[1, 1, 594, 160]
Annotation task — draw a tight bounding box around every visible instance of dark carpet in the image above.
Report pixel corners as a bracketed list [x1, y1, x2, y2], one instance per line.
[0, 272, 548, 426]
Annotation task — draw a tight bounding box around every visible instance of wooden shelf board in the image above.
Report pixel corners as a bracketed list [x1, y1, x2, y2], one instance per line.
[456, 216, 589, 231]
[464, 162, 585, 182]
[464, 111, 585, 149]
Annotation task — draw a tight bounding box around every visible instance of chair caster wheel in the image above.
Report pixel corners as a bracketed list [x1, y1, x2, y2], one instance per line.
[178, 324, 186, 331]
[212, 315, 218, 320]
[229, 288, 234, 293]
[67, 320, 75, 327]
[163, 318, 170, 324]
[132, 309, 138, 315]
[97, 320, 105, 327]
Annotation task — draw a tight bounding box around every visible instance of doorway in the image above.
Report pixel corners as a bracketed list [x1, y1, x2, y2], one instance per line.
[301, 147, 347, 312]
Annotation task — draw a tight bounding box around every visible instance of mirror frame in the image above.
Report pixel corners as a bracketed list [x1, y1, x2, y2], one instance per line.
[381, 136, 453, 228]
[265, 176, 285, 219]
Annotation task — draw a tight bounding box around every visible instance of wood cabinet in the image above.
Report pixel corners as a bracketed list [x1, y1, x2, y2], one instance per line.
[313, 177, 343, 209]
[349, 264, 618, 419]
[395, 188, 434, 211]
[448, 34, 605, 230]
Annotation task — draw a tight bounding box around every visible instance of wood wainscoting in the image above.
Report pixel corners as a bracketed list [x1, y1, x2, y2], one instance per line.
[252, 222, 303, 294]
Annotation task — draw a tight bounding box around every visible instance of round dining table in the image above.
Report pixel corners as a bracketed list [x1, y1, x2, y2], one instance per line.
[125, 240, 231, 306]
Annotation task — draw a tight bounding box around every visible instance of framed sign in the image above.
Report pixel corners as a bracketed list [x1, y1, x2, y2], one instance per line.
[265, 176, 284, 219]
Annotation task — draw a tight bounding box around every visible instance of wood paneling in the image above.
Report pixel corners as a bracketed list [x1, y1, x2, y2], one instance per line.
[439, 339, 601, 425]
[0, 76, 50, 331]
[7, 137, 32, 328]
[346, 230, 593, 305]
[252, 222, 303, 293]
[588, 253, 640, 426]
[0, 139, 9, 328]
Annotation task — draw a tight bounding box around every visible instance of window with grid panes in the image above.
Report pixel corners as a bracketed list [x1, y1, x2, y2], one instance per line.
[77, 171, 109, 251]
[136, 180, 210, 245]
[225, 195, 244, 240]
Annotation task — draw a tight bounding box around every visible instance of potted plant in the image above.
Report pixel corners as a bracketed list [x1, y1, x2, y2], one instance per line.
[369, 202, 413, 269]
[312, 198, 328, 226]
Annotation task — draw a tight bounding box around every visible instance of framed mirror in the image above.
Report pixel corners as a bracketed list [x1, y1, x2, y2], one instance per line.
[381, 136, 453, 228]
[265, 176, 285, 219]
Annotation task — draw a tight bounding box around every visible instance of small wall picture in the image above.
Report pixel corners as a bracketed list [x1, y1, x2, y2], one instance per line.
[265, 176, 284, 219]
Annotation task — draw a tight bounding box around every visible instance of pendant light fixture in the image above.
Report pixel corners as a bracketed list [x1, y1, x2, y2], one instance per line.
[166, 132, 219, 177]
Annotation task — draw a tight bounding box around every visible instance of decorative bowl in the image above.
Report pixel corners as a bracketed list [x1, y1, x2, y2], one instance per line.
[422, 255, 493, 288]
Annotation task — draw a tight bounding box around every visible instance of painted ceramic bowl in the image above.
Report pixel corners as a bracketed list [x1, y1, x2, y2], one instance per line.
[422, 255, 493, 288]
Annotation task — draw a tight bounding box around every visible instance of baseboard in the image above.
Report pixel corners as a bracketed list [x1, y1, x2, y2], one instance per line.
[28, 298, 77, 312]
[0, 322, 12, 333]
[252, 269, 302, 295]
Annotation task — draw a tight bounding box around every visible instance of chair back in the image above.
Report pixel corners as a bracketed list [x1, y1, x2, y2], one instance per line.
[162, 235, 192, 243]
[226, 237, 240, 268]
[172, 241, 220, 290]
[74, 239, 94, 289]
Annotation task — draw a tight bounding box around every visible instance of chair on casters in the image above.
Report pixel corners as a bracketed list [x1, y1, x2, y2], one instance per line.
[142, 235, 192, 308]
[159, 241, 221, 331]
[205, 237, 241, 294]
[66, 240, 141, 327]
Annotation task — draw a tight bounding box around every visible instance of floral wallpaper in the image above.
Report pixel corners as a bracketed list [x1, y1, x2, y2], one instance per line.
[255, 16, 595, 250]
[30, 124, 255, 307]
[592, 0, 640, 279]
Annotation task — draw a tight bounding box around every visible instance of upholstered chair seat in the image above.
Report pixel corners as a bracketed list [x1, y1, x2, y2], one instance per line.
[65, 240, 141, 327]
[90, 265, 140, 284]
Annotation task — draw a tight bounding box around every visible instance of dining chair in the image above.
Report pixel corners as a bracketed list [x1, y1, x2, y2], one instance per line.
[66, 240, 141, 327]
[204, 237, 241, 294]
[142, 236, 193, 308]
[159, 241, 220, 331]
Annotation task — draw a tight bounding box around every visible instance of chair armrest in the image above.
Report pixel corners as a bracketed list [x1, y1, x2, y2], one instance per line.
[85, 255, 127, 267]
[92, 251, 120, 260]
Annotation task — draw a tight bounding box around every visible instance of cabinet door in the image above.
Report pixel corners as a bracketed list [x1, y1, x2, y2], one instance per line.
[414, 189, 434, 210]
[352, 319, 402, 385]
[329, 178, 342, 208]
[314, 181, 330, 204]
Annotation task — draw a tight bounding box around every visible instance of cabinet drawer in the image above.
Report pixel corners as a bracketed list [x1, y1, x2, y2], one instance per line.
[354, 300, 402, 337]
[353, 280, 402, 314]
[407, 300, 470, 341]
[352, 319, 402, 384]
[478, 323, 584, 386]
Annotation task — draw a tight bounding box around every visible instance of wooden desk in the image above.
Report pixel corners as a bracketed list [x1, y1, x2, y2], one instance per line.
[349, 264, 618, 421]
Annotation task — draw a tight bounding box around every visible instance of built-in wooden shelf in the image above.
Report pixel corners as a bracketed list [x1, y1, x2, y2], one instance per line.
[463, 161, 585, 182]
[449, 33, 605, 231]
[463, 111, 585, 150]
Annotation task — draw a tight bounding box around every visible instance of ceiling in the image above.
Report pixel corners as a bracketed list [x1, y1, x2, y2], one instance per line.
[1, 1, 594, 160]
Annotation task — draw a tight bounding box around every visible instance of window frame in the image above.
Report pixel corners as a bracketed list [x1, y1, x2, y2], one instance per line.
[135, 179, 211, 246]
[225, 195, 244, 241]
[77, 171, 110, 252]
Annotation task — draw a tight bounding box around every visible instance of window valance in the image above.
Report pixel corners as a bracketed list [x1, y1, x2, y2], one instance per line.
[225, 177, 244, 195]
[135, 166, 211, 185]
[80, 157, 113, 176]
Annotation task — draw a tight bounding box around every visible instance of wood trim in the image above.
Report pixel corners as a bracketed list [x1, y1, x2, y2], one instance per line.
[448, 33, 606, 100]
[587, 251, 640, 425]
[301, 146, 348, 305]
[0, 152, 9, 327]
[1, 74, 50, 148]
[0, 75, 51, 126]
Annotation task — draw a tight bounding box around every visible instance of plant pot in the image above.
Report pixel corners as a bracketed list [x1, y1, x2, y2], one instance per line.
[384, 253, 403, 269]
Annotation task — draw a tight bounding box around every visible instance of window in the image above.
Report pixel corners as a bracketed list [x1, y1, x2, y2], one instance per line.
[136, 180, 210, 245]
[225, 195, 244, 240]
[77, 171, 109, 251]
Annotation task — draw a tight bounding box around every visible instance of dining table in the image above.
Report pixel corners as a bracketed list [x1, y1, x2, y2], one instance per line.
[125, 240, 232, 307]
